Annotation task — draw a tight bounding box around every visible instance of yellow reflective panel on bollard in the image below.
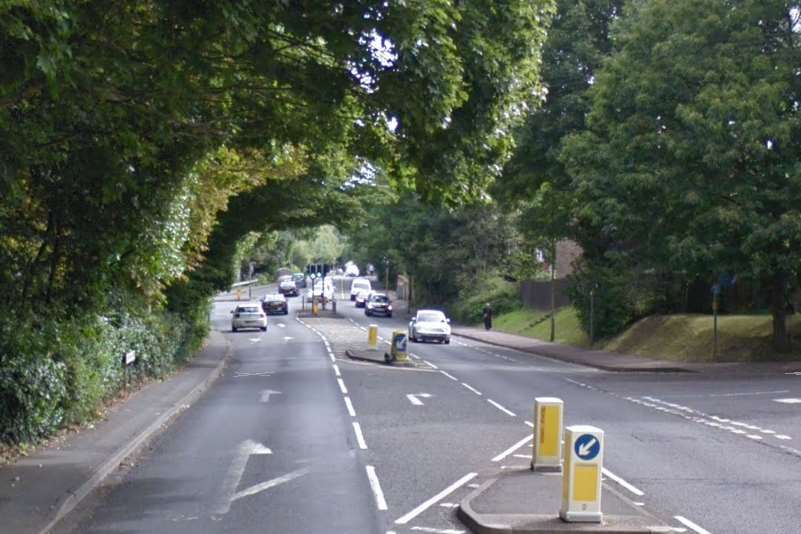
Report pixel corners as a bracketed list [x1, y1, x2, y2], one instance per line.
[531, 397, 563, 472]
[560, 425, 603, 524]
[389, 330, 409, 362]
[368, 324, 379, 350]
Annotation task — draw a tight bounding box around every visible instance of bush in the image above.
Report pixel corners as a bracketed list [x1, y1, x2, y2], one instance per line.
[451, 273, 521, 324]
[0, 302, 209, 446]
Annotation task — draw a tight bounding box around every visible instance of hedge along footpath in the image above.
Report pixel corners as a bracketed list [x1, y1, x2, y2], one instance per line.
[0, 304, 209, 449]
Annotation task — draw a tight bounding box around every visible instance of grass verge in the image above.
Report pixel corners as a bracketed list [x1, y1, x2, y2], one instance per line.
[492, 307, 591, 348]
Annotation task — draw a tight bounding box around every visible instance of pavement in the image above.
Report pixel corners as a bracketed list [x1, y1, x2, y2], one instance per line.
[451, 327, 692, 373]
[0, 329, 231, 534]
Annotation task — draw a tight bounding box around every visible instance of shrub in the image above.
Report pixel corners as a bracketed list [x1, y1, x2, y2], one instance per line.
[451, 273, 521, 324]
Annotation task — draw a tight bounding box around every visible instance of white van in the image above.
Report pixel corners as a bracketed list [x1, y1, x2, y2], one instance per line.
[350, 278, 371, 301]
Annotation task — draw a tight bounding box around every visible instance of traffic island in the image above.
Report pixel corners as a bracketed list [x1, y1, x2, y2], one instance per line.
[458, 468, 672, 534]
[345, 348, 424, 368]
[296, 310, 343, 319]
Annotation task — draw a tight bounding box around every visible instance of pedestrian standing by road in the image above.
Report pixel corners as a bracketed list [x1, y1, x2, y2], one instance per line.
[483, 302, 493, 331]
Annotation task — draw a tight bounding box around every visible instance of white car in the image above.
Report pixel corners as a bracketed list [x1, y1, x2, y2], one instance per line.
[231, 302, 267, 332]
[409, 309, 451, 344]
[354, 289, 371, 308]
[350, 278, 371, 301]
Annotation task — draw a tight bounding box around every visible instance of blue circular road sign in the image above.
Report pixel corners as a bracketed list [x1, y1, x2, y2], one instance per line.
[574, 434, 600, 461]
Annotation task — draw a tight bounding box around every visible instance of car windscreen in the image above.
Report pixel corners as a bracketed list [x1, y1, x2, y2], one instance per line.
[353, 280, 370, 289]
[370, 295, 389, 303]
[418, 312, 445, 322]
[264, 295, 284, 302]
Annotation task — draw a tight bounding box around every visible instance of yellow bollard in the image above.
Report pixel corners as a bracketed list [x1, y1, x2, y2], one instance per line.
[368, 324, 379, 350]
[560, 425, 604, 523]
[531, 397, 563, 472]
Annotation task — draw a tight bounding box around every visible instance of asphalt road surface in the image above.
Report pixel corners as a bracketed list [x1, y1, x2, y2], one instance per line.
[58, 279, 801, 533]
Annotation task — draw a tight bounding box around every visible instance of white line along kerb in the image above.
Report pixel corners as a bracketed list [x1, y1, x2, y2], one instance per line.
[365, 465, 388, 510]
[394, 472, 478, 525]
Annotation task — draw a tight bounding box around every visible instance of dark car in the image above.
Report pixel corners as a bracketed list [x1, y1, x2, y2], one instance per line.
[278, 275, 298, 297]
[293, 272, 307, 289]
[261, 293, 288, 315]
[365, 293, 392, 317]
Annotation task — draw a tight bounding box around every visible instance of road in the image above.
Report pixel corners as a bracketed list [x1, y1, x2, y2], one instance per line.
[57, 279, 801, 533]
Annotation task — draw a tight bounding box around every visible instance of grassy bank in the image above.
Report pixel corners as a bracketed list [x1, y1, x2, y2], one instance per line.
[488, 306, 801, 362]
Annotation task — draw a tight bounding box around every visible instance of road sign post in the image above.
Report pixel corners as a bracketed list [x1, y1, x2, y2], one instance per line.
[560, 425, 604, 523]
[368, 324, 379, 350]
[531, 397, 563, 472]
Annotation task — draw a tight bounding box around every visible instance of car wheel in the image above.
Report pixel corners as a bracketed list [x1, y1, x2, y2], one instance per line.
[445, 337, 451, 345]
[284, 310, 289, 315]
[388, 313, 393, 318]
[261, 326, 267, 332]
[350, 295, 355, 301]
[232, 326, 238, 332]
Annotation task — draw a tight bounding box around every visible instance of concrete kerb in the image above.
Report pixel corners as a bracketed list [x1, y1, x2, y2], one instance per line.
[38, 333, 233, 534]
[458, 476, 673, 534]
[345, 348, 419, 368]
[451, 331, 692, 373]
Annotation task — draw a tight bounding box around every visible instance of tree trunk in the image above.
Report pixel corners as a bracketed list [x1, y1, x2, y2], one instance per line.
[770, 272, 790, 353]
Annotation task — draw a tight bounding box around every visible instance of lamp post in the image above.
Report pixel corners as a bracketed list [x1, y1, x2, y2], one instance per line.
[383, 257, 390, 291]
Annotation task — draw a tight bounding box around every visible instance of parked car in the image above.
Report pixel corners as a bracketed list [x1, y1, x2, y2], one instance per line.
[293, 272, 307, 289]
[354, 289, 371, 308]
[261, 293, 288, 315]
[278, 275, 298, 297]
[365, 293, 392, 317]
[408, 309, 451, 344]
[350, 277, 371, 300]
[231, 303, 267, 332]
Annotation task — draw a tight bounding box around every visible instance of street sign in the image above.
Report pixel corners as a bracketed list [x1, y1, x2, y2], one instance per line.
[574, 433, 600, 461]
[123, 350, 136, 366]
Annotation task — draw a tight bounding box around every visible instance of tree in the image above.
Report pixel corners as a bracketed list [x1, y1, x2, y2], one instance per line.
[562, 0, 801, 352]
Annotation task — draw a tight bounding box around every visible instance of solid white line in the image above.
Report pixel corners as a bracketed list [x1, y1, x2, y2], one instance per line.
[487, 399, 516, 417]
[337, 378, 348, 395]
[422, 360, 439, 369]
[344, 397, 356, 417]
[410, 527, 465, 534]
[365, 465, 388, 510]
[407, 394, 424, 406]
[461, 383, 482, 396]
[491, 435, 532, 462]
[775, 434, 792, 440]
[440, 370, 458, 381]
[332, 363, 341, 377]
[524, 421, 534, 428]
[602, 468, 645, 496]
[353, 422, 368, 449]
[395, 472, 478, 525]
[674, 515, 711, 534]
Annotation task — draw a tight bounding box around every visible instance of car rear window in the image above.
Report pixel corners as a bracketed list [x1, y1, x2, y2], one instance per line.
[238, 306, 260, 313]
[354, 280, 370, 289]
[418, 312, 445, 322]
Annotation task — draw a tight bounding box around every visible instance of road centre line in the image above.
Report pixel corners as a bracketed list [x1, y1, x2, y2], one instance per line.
[337, 378, 349, 395]
[461, 383, 482, 396]
[353, 422, 368, 449]
[423, 360, 439, 369]
[601, 468, 645, 497]
[491, 435, 532, 462]
[674, 515, 711, 534]
[329, 352, 336, 363]
[394, 472, 478, 525]
[439, 370, 458, 381]
[365, 465, 388, 510]
[332, 363, 341, 377]
[487, 399, 516, 417]
[344, 396, 356, 417]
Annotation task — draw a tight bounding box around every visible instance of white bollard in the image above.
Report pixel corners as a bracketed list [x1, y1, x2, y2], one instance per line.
[560, 425, 604, 523]
[531, 397, 563, 472]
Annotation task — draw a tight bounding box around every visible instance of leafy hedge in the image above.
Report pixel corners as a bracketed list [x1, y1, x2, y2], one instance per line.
[0, 306, 207, 445]
[451, 274, 521, 324]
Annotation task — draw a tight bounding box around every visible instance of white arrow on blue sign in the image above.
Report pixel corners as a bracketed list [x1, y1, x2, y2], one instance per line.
[574, 434, 600, 461]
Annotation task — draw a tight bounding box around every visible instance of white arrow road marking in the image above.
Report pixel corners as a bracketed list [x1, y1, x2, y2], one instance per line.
[578, 438, 598, 457]
[277, 323, 286, 328]
[213, 440, 272, 515]
[674, 515, 711, 534]
[249, 337, 261, 343]
[774, 398, 801, 404]
[232, 467, 310, 502]
[406, 393, 433, 406]
[283, 336, 294, 342]
[491, 435, 532, 463]
[260, 389, 282, 403]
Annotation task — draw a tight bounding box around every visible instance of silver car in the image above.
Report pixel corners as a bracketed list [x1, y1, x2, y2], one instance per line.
[409, 309, 451, 344]
[231, 303, 267, 332]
